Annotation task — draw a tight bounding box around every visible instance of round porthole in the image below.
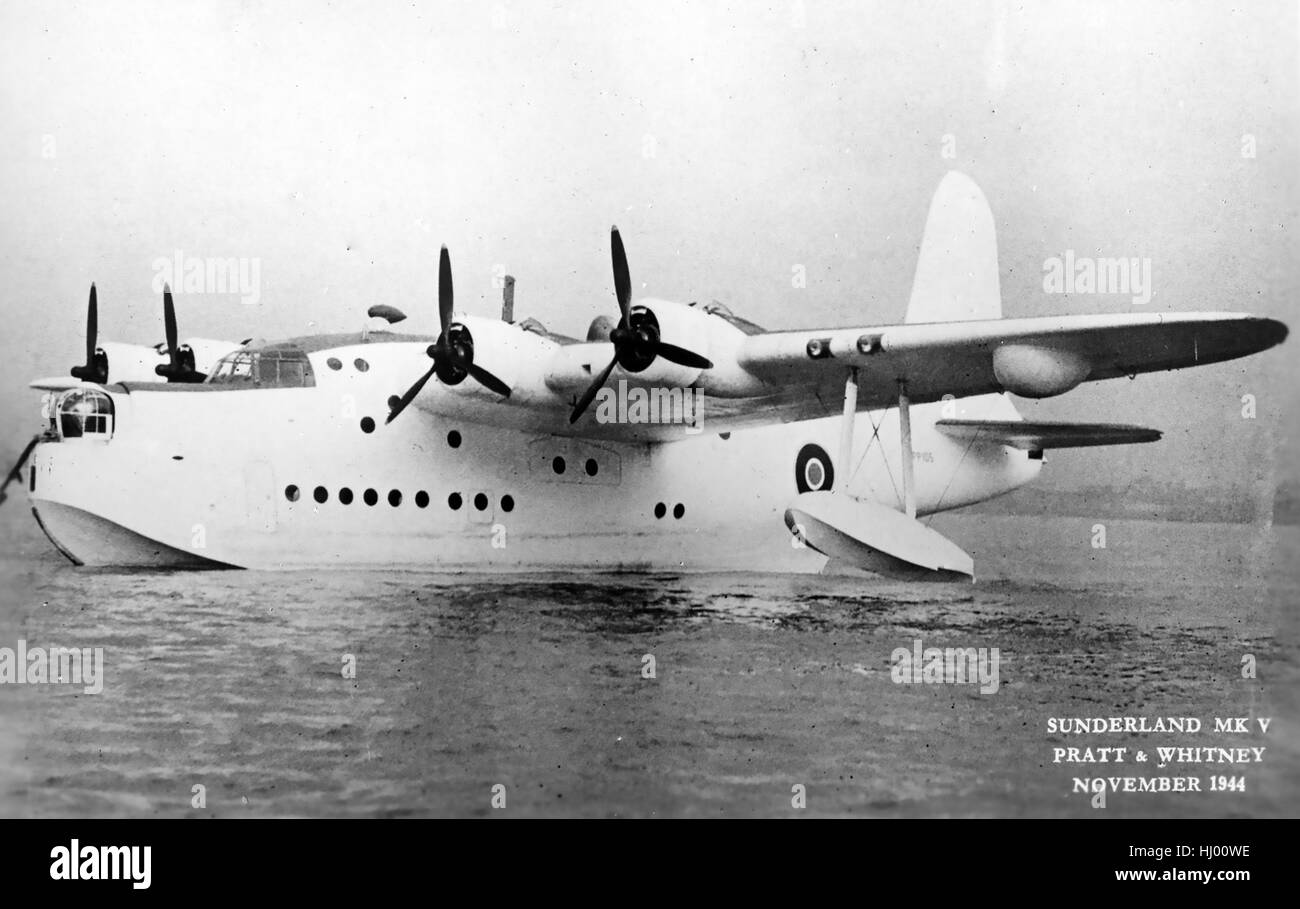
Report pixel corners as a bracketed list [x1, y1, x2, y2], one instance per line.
[415, 491, 429, 508]
[326, 357, 342, 371]
[653, 502, 666, 519]
[285, 485, 300, 502]
[314, 486, 328, 504]
[585, 458, 598, 477]
[795, 443, 834, 493]
[673, 503, 685, 520]
[447, 430, 462, 448]
[361, 417, 375, 434]
[474, 493, 488, 511]
[363, 488, 378, 506]
[501, 495, 514, 513]
[552, 456, 566, 475]
[339, 487, 354, 505]
[354, 358, 369, 372]
[388, 489, 402, 507]
[448, 492, 463, 510]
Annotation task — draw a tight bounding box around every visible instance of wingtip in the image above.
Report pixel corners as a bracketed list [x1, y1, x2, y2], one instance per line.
[1262, 317, 1289, 348]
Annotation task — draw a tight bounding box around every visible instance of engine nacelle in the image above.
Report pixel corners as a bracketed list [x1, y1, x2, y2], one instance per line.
[98, 342, 168, 383]
[433, 315, 530, 402]
[992, 344, 1091, 398]
[544, 298, 712, 395]
[609, 297, 711, 387]
[92, 339, 243, 384]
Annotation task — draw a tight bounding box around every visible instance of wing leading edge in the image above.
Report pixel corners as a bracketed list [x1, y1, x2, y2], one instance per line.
[733, 311, 1287, 411]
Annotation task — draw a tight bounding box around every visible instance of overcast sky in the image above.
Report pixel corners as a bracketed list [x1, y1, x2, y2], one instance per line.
[1, 0, 1295, 498]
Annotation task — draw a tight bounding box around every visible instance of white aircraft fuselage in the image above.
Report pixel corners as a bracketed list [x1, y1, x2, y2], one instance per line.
[25, 320, 1040, 572]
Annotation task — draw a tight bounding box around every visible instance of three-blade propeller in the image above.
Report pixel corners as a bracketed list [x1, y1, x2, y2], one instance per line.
[154, 284, 207, 383]
[386, 247, 512, 425]
[69, 284, 109, 384]
[568, 227, 713, 424]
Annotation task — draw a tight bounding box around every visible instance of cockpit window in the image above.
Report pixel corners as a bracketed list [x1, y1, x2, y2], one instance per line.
[57, 388, 114, 439]
[206, 349, 316, 388]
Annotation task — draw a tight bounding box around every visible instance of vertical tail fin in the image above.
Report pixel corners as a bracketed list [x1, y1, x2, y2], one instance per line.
[904, 171, 1002, 324]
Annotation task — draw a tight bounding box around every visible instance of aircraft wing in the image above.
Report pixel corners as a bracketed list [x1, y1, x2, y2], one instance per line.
[466, 310, 1286, 443]
[718, 311, 1286, 424]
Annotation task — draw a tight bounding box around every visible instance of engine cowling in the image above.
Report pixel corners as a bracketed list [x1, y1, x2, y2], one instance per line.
[545, 298, 713, 395]
[97, 342, 170, 383]
[433, 315, 523, 400]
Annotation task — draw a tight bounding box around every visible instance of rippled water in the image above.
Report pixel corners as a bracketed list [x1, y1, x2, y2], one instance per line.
[1, 509, 1296, 817]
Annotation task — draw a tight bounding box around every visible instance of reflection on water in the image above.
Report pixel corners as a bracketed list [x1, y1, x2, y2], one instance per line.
[0, 514, 1295, 817]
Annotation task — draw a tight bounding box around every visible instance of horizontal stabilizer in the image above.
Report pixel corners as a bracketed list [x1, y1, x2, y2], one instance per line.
[785, 491, 974, 580]
[936, 419, 1161, 449]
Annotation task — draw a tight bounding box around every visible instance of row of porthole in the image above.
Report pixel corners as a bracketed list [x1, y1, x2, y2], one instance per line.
[284, 485, 514, 513]
[352, 427, 601, 482]
[552, 455, 599, 476]
[327, 357, 369, 373]
[654, 502, 686, 520]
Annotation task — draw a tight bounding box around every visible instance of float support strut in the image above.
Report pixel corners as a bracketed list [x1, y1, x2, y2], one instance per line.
[837, 367, 859, 492]
[899, 381, 915, 518]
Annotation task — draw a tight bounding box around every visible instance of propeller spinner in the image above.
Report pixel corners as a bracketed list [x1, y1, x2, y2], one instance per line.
[568, 227, 713, 424]
[386, 247, 512, 424]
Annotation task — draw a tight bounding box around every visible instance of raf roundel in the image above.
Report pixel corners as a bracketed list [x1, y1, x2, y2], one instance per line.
[795, 443, 834, 494]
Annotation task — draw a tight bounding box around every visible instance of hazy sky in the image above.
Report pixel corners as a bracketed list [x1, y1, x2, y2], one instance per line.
[1, 0, 1295, 496]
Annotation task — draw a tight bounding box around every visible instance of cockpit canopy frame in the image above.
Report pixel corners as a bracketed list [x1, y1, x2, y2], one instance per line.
[206, 347, 316, 389]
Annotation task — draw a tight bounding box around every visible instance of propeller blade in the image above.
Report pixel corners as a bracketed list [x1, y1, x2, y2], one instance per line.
[386, 363, 438, 424]
[438, 246, 453, 340]
[71, 284, 105, 382]
[569, 355, 618, 424]
[610, 226, 631, 327]
[86, 284, 98, 363]
[467, 363, 511, 398]
[163, 284, 179, 368]
[654, 342, 714, 370]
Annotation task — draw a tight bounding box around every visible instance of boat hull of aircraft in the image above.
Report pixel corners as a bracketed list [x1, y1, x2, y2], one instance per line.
[25, 372, 1040, 572]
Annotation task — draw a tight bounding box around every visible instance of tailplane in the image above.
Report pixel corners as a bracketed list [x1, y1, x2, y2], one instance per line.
[905, 171, 1002, 324]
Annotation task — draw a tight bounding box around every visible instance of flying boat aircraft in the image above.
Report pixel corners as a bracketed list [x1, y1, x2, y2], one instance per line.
[4, 172, 1288, 576]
